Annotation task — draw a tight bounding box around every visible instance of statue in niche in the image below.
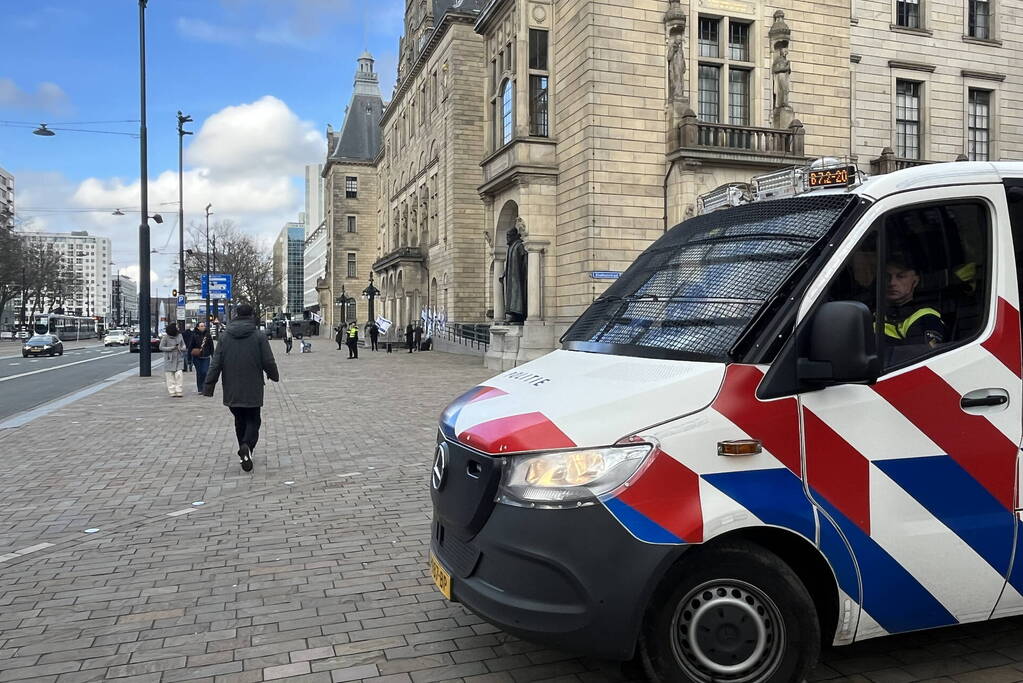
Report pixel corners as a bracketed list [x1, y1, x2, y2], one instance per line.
[500, 226, 528, 324]
[770, 10, 794, 128]
[667, 33, 686, 101]
[772, 43, 791, 110]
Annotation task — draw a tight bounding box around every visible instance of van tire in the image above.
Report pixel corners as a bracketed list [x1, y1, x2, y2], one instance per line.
[640, 540, 820, 683]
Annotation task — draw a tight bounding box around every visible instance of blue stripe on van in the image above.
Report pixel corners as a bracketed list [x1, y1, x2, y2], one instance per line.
[816, 497, 957, 634]
[702, 468, 816, 541]
[603, 498, 684, 544]
[874, 455, 1014, 579]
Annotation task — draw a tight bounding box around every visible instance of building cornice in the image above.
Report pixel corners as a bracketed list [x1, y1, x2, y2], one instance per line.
[887, 59, 936, 73]
[380, 11, 480, 128]
[323, 158, 377, 177]
[961, 69, 1006, 82]
[474, 0, 512, 34]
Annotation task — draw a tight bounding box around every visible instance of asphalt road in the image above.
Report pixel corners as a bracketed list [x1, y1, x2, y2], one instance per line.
[0, 342, 146, 421]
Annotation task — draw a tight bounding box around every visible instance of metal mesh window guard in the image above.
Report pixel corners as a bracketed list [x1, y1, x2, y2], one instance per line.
[563, 195, 857, 361]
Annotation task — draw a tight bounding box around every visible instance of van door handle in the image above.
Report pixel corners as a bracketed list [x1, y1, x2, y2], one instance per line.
[961, 389, 1010, 412]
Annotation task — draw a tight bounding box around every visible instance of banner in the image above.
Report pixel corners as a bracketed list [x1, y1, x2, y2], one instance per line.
[310, 312, 323, 324]
[376, 316, 392, 335]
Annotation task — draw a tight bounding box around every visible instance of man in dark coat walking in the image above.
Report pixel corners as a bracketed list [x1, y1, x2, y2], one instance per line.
[202, 304, 280, 472]
[413, 323, 424, 352]
[405, 323, 415, 353]
[367, 321, 380, 351]
[181, 324, 194, 372]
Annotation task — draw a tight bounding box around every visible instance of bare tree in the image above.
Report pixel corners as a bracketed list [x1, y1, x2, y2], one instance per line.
[185, 220, 282, 319]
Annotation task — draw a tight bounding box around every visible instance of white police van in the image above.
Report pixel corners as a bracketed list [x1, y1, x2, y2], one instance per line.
[429, 160, 1023, 682]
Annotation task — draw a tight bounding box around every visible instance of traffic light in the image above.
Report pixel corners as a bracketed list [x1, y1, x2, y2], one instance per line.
[172, 289, 178, 297]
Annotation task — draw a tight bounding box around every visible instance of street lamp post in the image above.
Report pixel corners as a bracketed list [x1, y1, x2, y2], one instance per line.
[138, 0, 152, 377]
[362, 273, 380, 325]
[176, 112, 192, 309]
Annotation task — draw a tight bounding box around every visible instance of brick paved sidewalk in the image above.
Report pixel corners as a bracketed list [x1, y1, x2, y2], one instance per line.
[2, 345, 1023, 682]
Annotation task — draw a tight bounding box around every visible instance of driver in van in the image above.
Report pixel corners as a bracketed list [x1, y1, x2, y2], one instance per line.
[884, 252, 945, 349]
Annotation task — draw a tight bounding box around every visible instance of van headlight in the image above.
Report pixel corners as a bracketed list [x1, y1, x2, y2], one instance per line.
[498, 443, 653, 508]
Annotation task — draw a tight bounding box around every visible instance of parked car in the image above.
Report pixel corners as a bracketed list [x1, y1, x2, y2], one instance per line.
[22, 334, 64, 358]
[128, 334, 161, 353]
[103, 329, 129, 346]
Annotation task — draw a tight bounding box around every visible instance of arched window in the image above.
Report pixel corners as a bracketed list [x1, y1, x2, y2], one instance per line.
[500, 80, 514, 145]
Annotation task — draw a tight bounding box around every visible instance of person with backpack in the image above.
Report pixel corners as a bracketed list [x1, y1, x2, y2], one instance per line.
[189, 321, 214, 393]
[202, 304, 280, 472]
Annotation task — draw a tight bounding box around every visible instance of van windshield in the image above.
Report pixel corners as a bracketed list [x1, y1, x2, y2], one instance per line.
[562, 195, 858, 362]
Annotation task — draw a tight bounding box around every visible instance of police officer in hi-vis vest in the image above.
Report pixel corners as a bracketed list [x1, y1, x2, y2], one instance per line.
[884, 252, 945, 349]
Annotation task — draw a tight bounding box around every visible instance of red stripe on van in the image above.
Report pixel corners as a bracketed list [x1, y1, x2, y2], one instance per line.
[616, 449, 703, 544]
[457, 412, 576, 455]
[467, 386, 509, 404]
[803, 409, 871, 536]
[873, 367, 1016, 510]
[713, 365, 802, 477]
[982, 298, 1022, 378]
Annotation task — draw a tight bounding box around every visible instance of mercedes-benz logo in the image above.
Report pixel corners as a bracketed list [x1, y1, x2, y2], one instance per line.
[432, 443, 449, 491]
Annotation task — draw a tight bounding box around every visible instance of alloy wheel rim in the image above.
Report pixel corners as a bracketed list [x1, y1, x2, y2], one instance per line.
[669, 579, 785, 683]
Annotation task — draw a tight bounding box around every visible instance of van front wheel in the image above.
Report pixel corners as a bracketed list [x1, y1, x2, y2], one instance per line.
[640, 541, 820, 683]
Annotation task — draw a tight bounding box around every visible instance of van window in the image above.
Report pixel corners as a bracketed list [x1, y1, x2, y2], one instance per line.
[562, 195, 858, 361]
[823, 200, 990, 370]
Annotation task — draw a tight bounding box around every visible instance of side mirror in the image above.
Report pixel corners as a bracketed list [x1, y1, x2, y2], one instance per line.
[798, 301, 880, 387]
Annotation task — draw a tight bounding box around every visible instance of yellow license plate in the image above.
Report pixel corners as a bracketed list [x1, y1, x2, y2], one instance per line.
[430, 553, 452, 600]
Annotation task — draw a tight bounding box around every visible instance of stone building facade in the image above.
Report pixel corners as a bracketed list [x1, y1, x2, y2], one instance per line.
[322, 53, 385, 332]
[329, 0, 1022, 367]
[475, 0, 853, 367]
[373, 0, 490, 334]
[851, 0, 1023, 169]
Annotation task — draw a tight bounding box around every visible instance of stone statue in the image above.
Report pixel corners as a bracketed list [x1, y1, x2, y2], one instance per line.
[667, 33, 686, 101]
[500, 227, 528, 324]
[769, 10, 794, 128]
[772, 45, 791, 110]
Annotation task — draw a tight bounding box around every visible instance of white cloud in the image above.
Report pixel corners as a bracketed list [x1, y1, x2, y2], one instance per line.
[0, 78, 71, 115]
[186, 95, 324, 175]
[14, 96, 322, 284]
[119, 265, 160, 284]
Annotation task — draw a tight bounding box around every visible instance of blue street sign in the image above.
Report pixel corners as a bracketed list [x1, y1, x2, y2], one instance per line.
[591, 271, 622, 280]
[201, 274, 233, 299]
[198, 304, 227, 315]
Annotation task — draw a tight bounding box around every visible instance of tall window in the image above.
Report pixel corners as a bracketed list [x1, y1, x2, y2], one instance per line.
[699, 17, 720, 57]
[347, 253, 357, 279]
[728, 22, 749, 61]
[968, 89, 991, 161]
[347, 215, 358, 233]
[895, 80, 921, 159]
[530, 76, 549, 137]
[529, 29, 550, 138]
[728, 69, 750, 125]
[896, 0, 921, 28]
[346, 176, 358, 199]
[529, 29, 548, 70]
[968, 0, 991, 38]
[697, 17, 754, 130]
[500, 80, 514, 145]
[698, 65, 721, 123]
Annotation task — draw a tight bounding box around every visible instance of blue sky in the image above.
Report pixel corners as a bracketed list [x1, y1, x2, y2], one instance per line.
[0, 0, 402, 284]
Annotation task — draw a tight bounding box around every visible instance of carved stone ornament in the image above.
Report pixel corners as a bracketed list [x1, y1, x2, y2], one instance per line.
[770, 10, 794, 128]
[665, 0, 689, 121]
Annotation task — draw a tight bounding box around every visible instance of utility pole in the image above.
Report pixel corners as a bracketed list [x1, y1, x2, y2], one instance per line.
[212, 234, 219, 327]
[205, 203, 212, 325]
[176, 111, 192, 308]
[138, 0, 152, 376]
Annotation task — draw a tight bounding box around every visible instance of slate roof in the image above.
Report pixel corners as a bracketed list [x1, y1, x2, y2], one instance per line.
[330, 95, 384, 162]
